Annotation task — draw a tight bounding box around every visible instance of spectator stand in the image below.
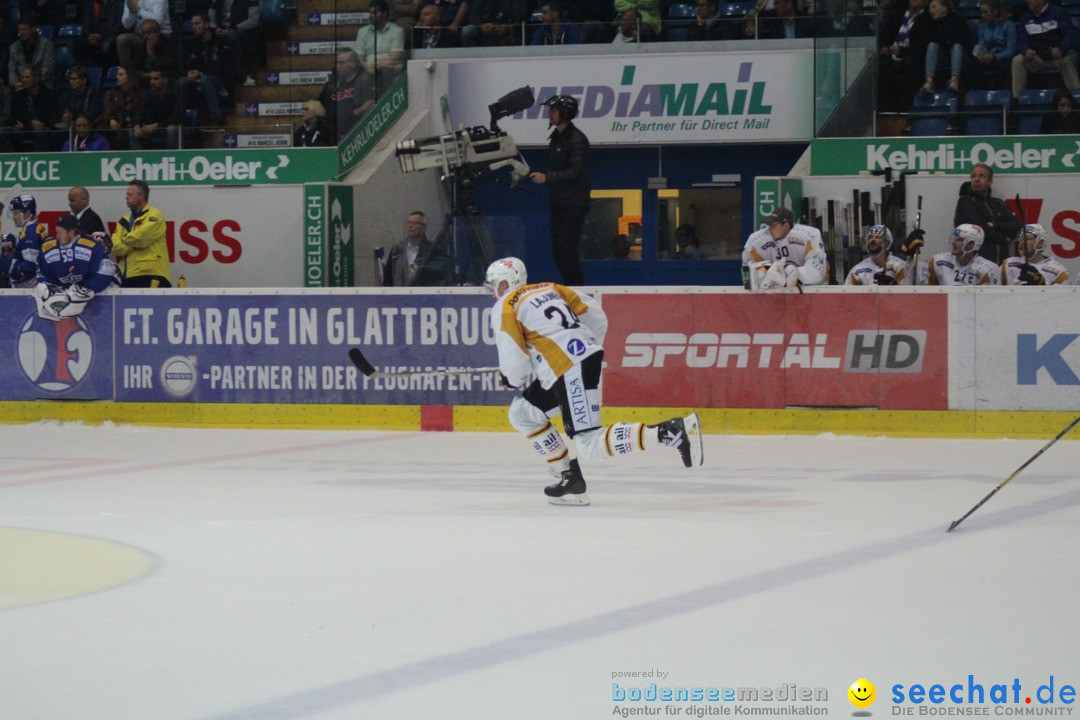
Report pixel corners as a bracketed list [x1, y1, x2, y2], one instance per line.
[962, 88, 1010, 135]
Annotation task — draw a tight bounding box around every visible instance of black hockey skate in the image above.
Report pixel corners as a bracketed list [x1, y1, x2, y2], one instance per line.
[544, 458, 590, 506]
[657, 412, 704, 468]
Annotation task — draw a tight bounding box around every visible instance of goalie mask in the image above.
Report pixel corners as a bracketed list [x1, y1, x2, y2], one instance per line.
[1019, 223, 1048, 257]
[952, 223, 984, 256]
[865, 225, 893, 257]
[485, 257, 527, 297]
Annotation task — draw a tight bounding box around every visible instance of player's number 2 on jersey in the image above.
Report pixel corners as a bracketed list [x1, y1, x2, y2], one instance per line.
[545, 304, 581, 330]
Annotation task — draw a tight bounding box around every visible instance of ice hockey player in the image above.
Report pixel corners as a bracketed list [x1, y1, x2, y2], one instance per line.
[0, 194, 46, 288]
[926, 224, 1000, 285]
[741, 206, 828, 291]
[1001, 224, 1069, 286]
[485, 257, 703, 506]
[34, 214, 120, 321]
[845, 225, 910, 285]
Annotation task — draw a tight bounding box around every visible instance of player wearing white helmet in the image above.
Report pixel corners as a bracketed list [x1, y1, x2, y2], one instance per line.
[845, 225, 910, 285]
[926, 223, 1000, 286]
[486, 257, 703, 506]
[1001, 224, 1069, 286]
[741, 207, 828, 291]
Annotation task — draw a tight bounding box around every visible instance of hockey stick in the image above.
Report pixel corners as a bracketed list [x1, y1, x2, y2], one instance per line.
[947, 415, 1080, 532]
[348, 348, 499, 379]
[907, 195, 923, 285]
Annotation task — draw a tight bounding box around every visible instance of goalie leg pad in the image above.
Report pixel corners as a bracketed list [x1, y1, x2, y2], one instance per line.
[34, 283, 65, 321]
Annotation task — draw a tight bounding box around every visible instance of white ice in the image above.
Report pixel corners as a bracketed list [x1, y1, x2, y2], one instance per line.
[1, 423, 1078, 720]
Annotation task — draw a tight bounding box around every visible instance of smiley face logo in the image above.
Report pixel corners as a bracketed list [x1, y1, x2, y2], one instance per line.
[848, 678, 876, 709]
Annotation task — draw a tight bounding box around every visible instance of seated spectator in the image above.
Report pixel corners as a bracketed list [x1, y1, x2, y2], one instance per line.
[877, 0, 930, 111]
[116, 0, 172, 69]
[432, 0, 469, 34]
[11, 66, 58, 150]
[9, 16, 56, 91]
[673, 223, 705, 259]
[759, 0, 816, 40]
[133, 67, 179, 148]
[740, 9, 759, 39]
[414, 2, 461, 47]
[969, 0, 1015, 90]
[57, 65, 102, 132]
[356, 0, 405, 89]
[687, 0, 735, 41]
[391, 0, 421, 48]
[461, 0, 528, 47]
[211, 0, 261, 86]
[612, 7, 648, 43]
[1011, 0, 1079, 99]
[611, 233, 631, 259]
[613, 0, 659, 40]
[84, 0, 127, 68]
[294, 99, 331, 146]
[317, 49, 374, 142]
[1040, 88, 1080, 133]
[916, 0, 971, 93]
[98, 64, 143, 149]
[178, 12, 232, 127]
[531, 1, 582, 45]
[133, 19, 177, 83]
[62, 113, 111, 150]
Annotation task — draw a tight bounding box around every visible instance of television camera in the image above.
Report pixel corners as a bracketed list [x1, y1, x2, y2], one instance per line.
[394, 86, 534, 185]
[389, 87, 536, 285]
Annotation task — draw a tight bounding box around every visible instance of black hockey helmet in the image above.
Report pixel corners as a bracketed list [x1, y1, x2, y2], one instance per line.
[542, 94, 579, 122]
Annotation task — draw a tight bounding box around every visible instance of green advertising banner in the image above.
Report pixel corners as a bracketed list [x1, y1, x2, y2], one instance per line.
[327, 184, 354, 287]
[754, 176, 804, 226]
[338, 74, 408, 176]
[303, 184, 326, 288]
[811, 136, 1080, 176]
[0, 148, 338, 188]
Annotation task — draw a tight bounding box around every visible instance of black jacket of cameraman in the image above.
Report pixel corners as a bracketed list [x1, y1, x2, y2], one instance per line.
[544, 122, 591, 208]
[953, 180, 1020, 264]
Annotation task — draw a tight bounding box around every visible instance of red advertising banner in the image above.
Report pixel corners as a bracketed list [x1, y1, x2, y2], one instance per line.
[602, 292, 948, 410]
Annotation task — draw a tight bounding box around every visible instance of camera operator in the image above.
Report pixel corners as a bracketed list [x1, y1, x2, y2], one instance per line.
[528, 94, 590, 285]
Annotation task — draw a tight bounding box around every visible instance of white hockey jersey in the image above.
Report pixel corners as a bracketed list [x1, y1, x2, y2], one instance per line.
[845, 254, 910, 285]
[926, 252, 1000, 286]
[742, 224, 828, 286]
[1001, 256, 1069, 285]
[490, 282, 608, 390]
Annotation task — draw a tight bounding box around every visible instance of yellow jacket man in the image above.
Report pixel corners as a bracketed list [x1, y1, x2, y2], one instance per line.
[111, 180, 172, 287]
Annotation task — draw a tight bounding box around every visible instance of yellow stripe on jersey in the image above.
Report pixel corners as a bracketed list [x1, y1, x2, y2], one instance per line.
[749, 247, 765, 263]
[523, 325, 574, 378]
[527, 422, 552, 439]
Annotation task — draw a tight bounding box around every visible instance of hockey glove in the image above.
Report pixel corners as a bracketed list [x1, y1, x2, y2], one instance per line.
[757, 260, 799, 292]
[873, 271, 896, 285]
[900, 229, 925, 257]
[1017, 264, 1045, 286]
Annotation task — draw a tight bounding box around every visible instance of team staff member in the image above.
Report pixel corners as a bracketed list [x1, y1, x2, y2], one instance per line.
[111, 180, 172, 287]
[529, 94, 590, 286]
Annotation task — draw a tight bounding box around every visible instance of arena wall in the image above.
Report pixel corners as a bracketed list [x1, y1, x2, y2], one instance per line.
[1, 286, 1075, 439]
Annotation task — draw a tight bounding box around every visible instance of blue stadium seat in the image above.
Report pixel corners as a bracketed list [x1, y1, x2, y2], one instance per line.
[963, 89, 1011, 135]
[54, 45, 75, 75]
[719, 0, 755, 16]
[909, 92, 957, 136]
[86, 65, 102, 88]
[1016, 88, 1057, 135]
[37, 23, 53, 38]
[665, 2, 695, 39]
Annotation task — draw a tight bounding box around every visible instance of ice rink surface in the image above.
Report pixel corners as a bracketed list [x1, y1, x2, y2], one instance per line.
[1, 422, 1078, 720]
